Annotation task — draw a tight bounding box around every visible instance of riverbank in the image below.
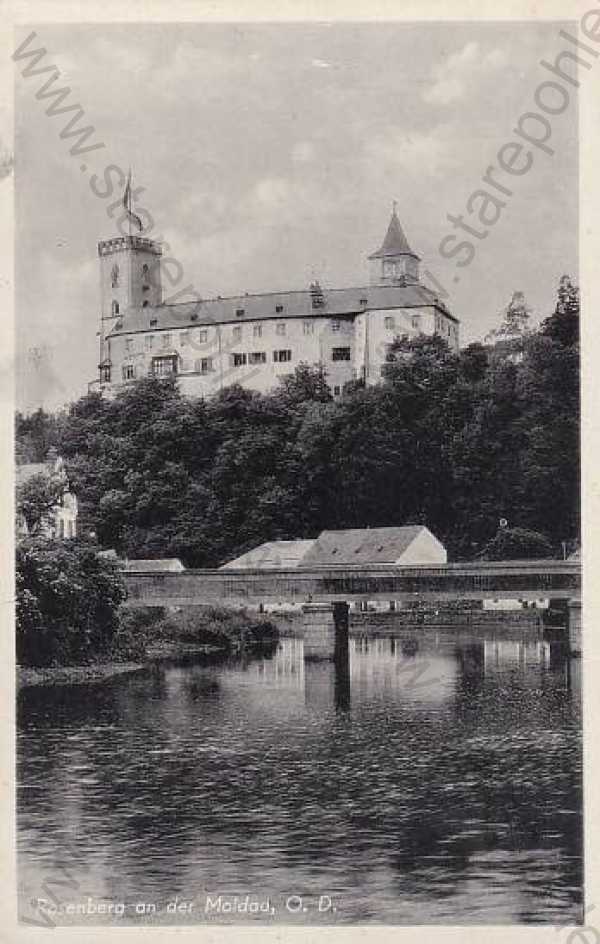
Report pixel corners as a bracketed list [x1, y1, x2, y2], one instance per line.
[17, 606, 280, 688]
[17, 662, 146, 690]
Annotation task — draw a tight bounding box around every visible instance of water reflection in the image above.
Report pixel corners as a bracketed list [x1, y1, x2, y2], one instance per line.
[17, 626, 582, 926]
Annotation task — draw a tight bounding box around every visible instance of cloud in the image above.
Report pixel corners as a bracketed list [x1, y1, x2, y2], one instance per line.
[311, 58, 331, 69]
[292, 141, 316, 164]
[364, 125, 456, 179]
[423, 41, 508, 105]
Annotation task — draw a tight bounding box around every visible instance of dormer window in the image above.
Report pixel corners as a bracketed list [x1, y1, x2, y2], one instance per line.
[360, 297, 368, 306]
[150, 318, 157, 327]
[275, 304, 284, 313]
[236, 308, 245, 317]
[310, 281, 325, 309]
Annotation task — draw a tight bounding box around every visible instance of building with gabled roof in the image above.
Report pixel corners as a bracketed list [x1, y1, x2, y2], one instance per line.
[92, 200, 460, 400]
[301, 526, 447, 567]
[221, 539, 315, 570]
[220, 526, 446, 570]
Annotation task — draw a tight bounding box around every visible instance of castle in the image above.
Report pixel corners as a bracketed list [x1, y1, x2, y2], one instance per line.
[94, 205, 460, 399]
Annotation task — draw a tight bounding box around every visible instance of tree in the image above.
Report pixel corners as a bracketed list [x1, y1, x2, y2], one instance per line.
[275, 363, 333, 405]
[540, 275, 579, 348]
[486, 290, 532, 341]
[16, 472, 65, 536]
[16, 537, 126, 666]
[478, 527, 554, 561]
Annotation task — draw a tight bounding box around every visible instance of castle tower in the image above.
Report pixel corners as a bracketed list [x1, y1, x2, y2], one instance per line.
[98, 234, 163, 321]
[97, 232, 162, 384]
[368, 204, 420, 286]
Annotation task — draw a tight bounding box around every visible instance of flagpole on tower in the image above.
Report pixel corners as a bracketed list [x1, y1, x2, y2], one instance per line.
[123, 167, 143, 237]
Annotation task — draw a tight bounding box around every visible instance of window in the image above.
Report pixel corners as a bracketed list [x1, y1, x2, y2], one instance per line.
[100, 364, 111, 383]
[112, 300, 119, 316]
[196, 357, 213, 374]
[233, 326, 242, 342]
[411, 315, 421, 329]
[198, 329, 208, 343]
[359, 297, 368, 307]
[152, 355, 177, 377]
[162, 333, 171, 349]
[273, 349, 292, 363]
[384, 316, 395, 330]
[145, 335, 154, 351]
[333, 385, 341, 396]
[142, 263, 149, 277]
[303, 321, 314, 335]
[122, 364, 135, 381]
[232, 353, 247, 367]
[150, 318, 157, 327]
[180, 331, 189, 346]
[275, 304, 284, 313]
[253, 324, 262, 338]
[249, 352, 266, 364]
[332, 346, 351, 361]
[276, 323, 286, 336]
[142, 284, 150, 292]
[125, 338, 134, 353]
[236, 308, 245, 317]
[331, 320, 340, 331]
[142, 300, 149, 308]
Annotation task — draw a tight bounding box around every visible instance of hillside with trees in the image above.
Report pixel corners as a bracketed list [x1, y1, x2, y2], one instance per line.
[15, 277, 579, 566]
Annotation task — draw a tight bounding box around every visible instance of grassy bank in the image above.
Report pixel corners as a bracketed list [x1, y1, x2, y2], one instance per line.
[17, 606, 280, 687]
[17, 662, 146, 689]
[114, 605, 279, 661]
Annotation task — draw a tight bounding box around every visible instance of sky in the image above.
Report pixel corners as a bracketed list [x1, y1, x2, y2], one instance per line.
[14, 20, 578, 412]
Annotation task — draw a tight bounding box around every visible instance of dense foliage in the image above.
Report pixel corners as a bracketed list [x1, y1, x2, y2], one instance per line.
[15, 278, 579, 565]
[16, 473, 65, 535]
[16, 537, 126, 666]
[115, 606, 279, 661]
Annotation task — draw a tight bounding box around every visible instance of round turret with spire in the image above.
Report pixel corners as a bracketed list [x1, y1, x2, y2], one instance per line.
[368, 203, 420, 286]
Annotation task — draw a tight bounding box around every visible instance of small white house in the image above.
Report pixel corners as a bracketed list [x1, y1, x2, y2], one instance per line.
[16, 453, 78, 539]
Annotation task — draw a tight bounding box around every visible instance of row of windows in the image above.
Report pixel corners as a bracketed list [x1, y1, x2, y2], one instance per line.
[434, 313, 457, 338]
[117, 344, 356, 382]
[384, 314, 421, 330]
[121, 318, 355, 354]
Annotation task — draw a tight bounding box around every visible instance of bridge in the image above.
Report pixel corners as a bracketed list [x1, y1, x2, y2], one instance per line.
[122, 558, 582, 658]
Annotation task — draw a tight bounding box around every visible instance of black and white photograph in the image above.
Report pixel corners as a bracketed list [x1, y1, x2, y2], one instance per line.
[8, 4, 590, 931]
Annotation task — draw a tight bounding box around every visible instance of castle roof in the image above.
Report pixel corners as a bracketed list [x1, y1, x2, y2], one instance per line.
[108, 281, 457, 338]
[368, 208, 419, 260]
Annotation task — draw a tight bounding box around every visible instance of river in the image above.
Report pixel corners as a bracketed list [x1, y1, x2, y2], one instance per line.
[17, 627, 582, 926]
